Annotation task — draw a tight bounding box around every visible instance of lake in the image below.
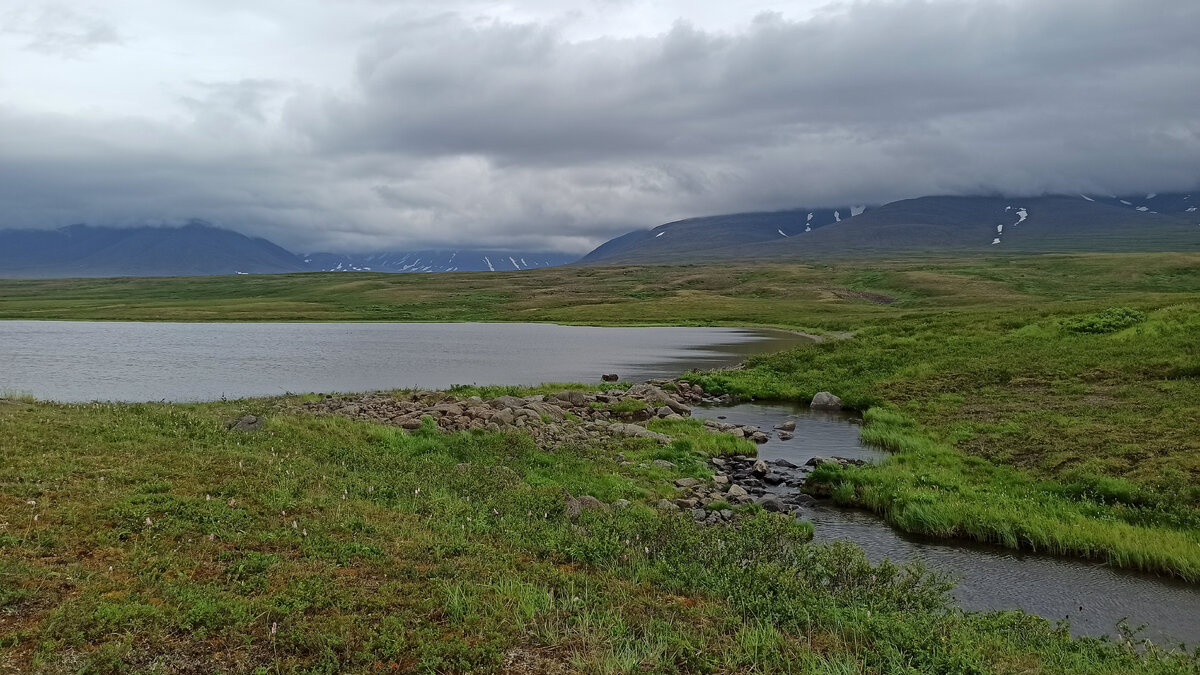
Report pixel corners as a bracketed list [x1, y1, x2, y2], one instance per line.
[0, 321, 809, 403]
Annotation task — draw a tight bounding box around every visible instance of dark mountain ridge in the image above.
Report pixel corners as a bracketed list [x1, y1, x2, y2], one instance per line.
[580, 192, 1199, 264]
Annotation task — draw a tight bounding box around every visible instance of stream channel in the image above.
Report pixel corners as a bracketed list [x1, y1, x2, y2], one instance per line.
[690, 402, 1200, 649]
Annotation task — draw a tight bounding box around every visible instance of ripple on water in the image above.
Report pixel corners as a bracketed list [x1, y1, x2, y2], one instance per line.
[691, 402, 1200, 648]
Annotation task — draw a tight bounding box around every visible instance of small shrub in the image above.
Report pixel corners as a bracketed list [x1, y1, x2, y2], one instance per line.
[1063, 307, 1146, 334]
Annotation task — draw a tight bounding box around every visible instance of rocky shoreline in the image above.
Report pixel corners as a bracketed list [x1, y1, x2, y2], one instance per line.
[298, 379, 861, 526]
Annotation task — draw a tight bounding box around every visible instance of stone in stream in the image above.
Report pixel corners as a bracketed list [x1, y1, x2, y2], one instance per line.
[752, 459, 770, 476]
[776, 420, 797, 432]
[755, 494, 787, 512]
[777, 432, 794, 441]
[601, 374, 619, 382]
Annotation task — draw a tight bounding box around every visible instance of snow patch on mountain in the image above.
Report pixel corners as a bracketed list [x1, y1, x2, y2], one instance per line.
[850, 205, 866, 217]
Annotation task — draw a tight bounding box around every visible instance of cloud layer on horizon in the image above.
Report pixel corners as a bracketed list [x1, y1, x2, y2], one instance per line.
[1, 0, 1198, 253]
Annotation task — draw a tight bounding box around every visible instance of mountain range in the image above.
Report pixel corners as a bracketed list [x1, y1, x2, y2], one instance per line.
[0, 222, 574, 278]
[0, 192, 1195, 277]
[580, 192, 1199, 265]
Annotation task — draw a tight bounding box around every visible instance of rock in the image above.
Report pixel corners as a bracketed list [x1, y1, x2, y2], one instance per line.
[431, 403, 464, 416]
[778, 432, 794, 441]
[674, 477, 702, 488]
[614, 453, 626, 463]
[675, 498, 699, 509]
[756, 494, 787, 513]
[577, 496, 606, 512]
[612, 499, 631, 509]
[524, 401, 565, 422]
[226, 415, 263, 432]
[651, 459, 676, 469]
[763, 473, 784, 486]
[490, 395, 527, 409]
[726, 484, 749, 497]
[751, 432, 769, 444]
[554, 390, 589, 407]
[712, 475, 729, 485]
[792, 494, 818, 507]
[810, 392, 843, 410]
[656, 406, 674, 418]
[455, 462, 471, 472]
[602, 374, 620, 382]
[564, 497, 582, 520]
[775, 459, 799, 469]
[742, 426, 760, 435]
[609, 423, 672, 444]
[728, 428, 745, 439]
[691, 384, 704, 396]
[752, 460, 769, 476]
[656, 499, 679, 511]
[806, 456, 837, 467]
[690, 508, 707, 521]
[776, 420, 796, 431]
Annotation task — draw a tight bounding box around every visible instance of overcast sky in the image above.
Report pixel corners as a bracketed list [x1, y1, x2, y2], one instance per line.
[1, 0, 1197, 253]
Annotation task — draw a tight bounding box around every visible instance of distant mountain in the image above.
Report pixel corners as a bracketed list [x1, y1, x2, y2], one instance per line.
[579, 206, 865, 264]
[581, 193, 1199, 264]
[0, 222, 307, 278]
[0, 223, 579, 278]
[303, 250, 577, 273]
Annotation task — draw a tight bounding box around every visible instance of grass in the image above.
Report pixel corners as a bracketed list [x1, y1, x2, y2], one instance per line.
[3, 252, 1200, 667]
[2, 397, 1195, 673]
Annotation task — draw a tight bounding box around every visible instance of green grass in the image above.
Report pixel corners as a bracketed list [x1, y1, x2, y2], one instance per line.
[646, 418, 758, 456]
[2, 398, 1195, 673]
[3, 252, 1200, 667]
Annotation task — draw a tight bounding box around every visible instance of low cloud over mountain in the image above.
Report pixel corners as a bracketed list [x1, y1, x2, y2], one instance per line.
[2, 0, 1198, 254]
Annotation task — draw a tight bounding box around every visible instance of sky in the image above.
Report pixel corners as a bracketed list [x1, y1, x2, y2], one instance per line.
[1, 0, 1198, 254]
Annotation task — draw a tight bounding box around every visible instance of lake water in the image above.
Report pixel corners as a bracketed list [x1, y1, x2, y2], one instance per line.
[692, 403, 1200, 648]
[0, 321, 809, 403]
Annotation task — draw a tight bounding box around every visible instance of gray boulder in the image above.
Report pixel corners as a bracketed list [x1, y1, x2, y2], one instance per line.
[726, 484, 749, 497]
[756, 494, 787, 513]
[752, 460, 769, 476]
[776, 420, 797, 431]
[810, 392, 843, 410]
[609, 423, 672, 444]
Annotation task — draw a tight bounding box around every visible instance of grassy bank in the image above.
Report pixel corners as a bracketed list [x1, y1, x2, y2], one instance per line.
[684, 294, 1200, 579]
[2, 397, 1195, 673]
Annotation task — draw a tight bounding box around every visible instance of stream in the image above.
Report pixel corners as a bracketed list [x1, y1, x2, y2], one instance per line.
[691, 402, 1200, 648]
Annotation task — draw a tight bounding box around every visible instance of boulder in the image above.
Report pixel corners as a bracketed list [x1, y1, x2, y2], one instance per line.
[751, 432, 769, 444]
[656, 499, 679, 511]
[577, 496, 607, 512]
[612, 499, 631, 509]
[524, 401, 565, 422]
[608, 423, 672, 444]
[752, 460, 769, 476]
[775, 459, 799, 469]
[778, 432, 794, 441]
[602, 374, 620, 382]
[674, 477, 702, 488]
[726, 484, 749, 498]
[755, 494, 787, 513]
[490, 395, 527, 410]
[776, 420, 796, 432]
[712, 475, 729, 485]
[656, 406, 674, 418]
[490, 408, 516, 426]
[810, 392, 843, 410]
[554, 390, 589, 407]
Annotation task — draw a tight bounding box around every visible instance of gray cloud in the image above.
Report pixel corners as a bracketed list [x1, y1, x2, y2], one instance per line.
[1, 0, 1198, 253]
[2, 4, 122, 57]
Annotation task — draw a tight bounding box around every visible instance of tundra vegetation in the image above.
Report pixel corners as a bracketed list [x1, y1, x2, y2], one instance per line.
[1, 252, 1199, 672]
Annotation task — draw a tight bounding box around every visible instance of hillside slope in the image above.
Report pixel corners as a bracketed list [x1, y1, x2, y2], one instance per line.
[582, 194, 1199, 264]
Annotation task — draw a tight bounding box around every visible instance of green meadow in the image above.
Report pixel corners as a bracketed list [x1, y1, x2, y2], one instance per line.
[2, 252, 1199, 672]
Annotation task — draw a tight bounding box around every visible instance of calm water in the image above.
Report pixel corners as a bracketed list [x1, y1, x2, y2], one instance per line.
[0, 321, 809, 403]
[692, 403, 1200, 648]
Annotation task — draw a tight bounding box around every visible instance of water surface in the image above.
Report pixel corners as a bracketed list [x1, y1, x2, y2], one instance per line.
[0, 321, 808, 403]
[692, 402, 1200, 647]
